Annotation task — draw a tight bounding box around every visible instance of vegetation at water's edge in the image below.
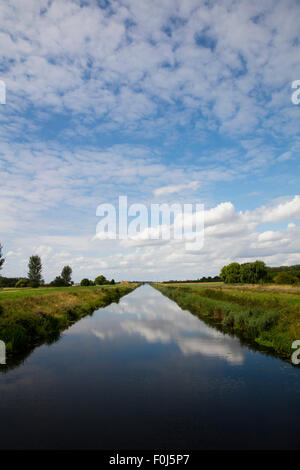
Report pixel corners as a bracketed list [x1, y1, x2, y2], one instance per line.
[0, 284, 138, 358]
[153, 283, 300, 362]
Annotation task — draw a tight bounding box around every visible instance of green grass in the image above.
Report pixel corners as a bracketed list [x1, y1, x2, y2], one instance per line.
[0, 284, 138, 358]
[0, 284, 118, 299]
[153, 283, 300, 362]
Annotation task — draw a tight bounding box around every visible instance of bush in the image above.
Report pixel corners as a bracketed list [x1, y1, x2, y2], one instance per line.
[80, 278, 94, 286]
[15, 278, 30, 288]
[29, 280, 40, 288]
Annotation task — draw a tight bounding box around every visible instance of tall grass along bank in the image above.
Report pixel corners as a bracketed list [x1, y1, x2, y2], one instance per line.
[153, 283, 300, 363]
[0, 284, 138, 358]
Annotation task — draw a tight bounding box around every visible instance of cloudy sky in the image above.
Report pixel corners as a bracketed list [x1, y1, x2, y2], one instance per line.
[0, 0, 300, 282]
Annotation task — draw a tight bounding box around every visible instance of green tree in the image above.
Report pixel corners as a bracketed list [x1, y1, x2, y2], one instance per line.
[252, 260, 267, 283]
[240, 263, 255, 283]
[220, 261, 267, 284]
[111, 279, 115, 285]
[28, 255, 43, 287]
[274, 272, 299, 285]
[61, 265, 72, 285]
[220, 262, 241, 283]
[81, 278, 92, 286]
[95, 275, 107, 285]
[49, 276, 67, 287]
[0, 243, 5, 271]
[240, 261, 267, 284]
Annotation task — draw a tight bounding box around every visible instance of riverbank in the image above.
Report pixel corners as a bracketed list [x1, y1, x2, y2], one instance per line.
[0, 284, 138, 357]
[153, 283, 300, 362]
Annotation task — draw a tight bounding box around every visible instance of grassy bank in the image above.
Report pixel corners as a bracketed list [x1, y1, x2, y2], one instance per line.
[0, 284, 138, 357]
[153, 283, 300, 362]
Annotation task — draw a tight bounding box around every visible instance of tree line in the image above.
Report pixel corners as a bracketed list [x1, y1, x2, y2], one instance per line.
[0, 243, 114, 288]
[220, 260, 300, 285]
[163, 276, 221, 283]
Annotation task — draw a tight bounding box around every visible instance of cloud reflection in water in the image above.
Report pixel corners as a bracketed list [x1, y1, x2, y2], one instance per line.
[87, 286, 245, 365]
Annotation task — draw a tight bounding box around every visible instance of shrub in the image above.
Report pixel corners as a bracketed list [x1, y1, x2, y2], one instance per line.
[15, 278, 30, 288]
[29, 280, 40, 288]
[80, 278, 94, 286]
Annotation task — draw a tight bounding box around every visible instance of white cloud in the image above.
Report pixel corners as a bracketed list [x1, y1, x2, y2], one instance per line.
[204, 202, 236, 227]
[0, 0, 299, 138]
[2, 186, 300, 281]
[260, 196, 300, 223]
[153, 181, 198, 196]
[278, 151, 292, 162]
[0, 1, 299, 281]
[258, 231, 282, 242]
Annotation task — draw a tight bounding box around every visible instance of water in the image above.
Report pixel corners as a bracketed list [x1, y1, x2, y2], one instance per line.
[0, 285, 299, 449]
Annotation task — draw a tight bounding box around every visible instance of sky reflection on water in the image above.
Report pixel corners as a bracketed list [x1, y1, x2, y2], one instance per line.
[70, 285, 244, 365]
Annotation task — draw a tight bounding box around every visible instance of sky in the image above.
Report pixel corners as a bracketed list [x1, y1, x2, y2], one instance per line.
[0, 0, 300, 282]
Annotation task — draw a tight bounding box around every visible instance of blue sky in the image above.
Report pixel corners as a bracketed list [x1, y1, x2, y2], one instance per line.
[0, 0, 300, 281]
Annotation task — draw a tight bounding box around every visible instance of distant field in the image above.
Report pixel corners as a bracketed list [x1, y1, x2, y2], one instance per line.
[0, 284, 121, 300]
[153, 282, 300, 362]
[163, 282, 224, 287]
[162, 282, 300, 295]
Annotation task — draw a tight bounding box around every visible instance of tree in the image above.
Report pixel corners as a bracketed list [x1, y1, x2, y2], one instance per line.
[81, 278, 94, 286]
[274, 272, 299, 285]
[0, 243, 5, 271]
[28, 255, 43, 287]
[111, 279, 115, 285]
[252, 260, 267, 283]
[49, 276, 67, 287]
[220, 260, 267, 284]
[240, 261, 267, 284]
[95, 275, 108, 285]
[240, 263, 255, 283]
[0, 276, 20, 287]
[61, 265, 72, 285]
[220, 262, 241, 283]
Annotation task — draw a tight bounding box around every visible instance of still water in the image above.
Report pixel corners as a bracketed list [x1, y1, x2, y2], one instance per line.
[0, 285, 300, 449]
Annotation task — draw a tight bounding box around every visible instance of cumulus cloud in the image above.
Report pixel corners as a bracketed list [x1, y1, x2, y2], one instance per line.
[257, 196, 300, 223]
